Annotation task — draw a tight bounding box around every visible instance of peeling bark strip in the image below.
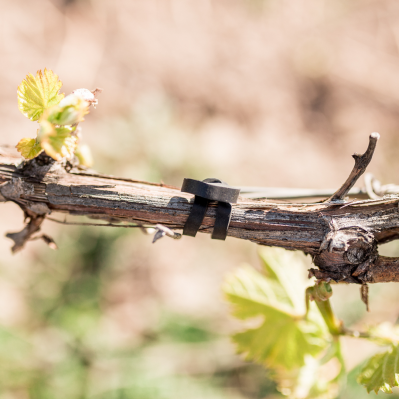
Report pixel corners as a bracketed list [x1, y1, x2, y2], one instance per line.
[1, 134, 399, 283]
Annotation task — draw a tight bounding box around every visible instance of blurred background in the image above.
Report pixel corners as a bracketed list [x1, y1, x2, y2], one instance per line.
[1, 0, 399, 397]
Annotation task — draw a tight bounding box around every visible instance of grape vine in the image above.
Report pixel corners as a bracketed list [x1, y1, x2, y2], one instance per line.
[224, 248, 399, 397]
[11, 69, 399, 398]
[16, 68, 100, 165]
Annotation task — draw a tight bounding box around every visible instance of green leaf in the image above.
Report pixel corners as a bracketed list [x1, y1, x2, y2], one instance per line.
[17, 68, 64, 121]
[230, 310, 324, 370]
[357, 345, 399, 394]
[44, 94, 89, 126]
[38, 121, 77, 161]
[15, 138, 43, 159]
[258, 248, 311, 313]
[223, 249, 328, 371]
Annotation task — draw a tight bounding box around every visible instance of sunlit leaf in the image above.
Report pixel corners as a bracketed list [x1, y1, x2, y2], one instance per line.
[229, 309, 325, 370]
[223, 249, 328, 371]
[17, 68, 64, 121]
[15, 137, 43, 159]
[357, 345, 399, 394]
[258, 248, 311, 313]
[38, 121, 77, 161]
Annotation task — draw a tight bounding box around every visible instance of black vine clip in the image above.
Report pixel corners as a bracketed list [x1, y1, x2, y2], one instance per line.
[181, 178, 240, 240]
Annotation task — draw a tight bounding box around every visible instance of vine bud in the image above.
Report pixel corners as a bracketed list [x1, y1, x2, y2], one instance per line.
[313, 281, 333, 301]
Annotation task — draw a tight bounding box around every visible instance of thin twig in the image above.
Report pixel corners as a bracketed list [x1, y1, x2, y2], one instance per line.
[152, 224, 182, 243]
[328, 133, 380, 202]
[69, 170, 178, 189]
[30, 234, 58, 250]
[341, 327, 394, 345]
[47, 217, 148, 229]
[46, 217, 183, 230]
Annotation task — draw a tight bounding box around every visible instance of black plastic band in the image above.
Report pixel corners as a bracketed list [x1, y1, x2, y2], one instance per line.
[182, 196, 208, 237]
[181, 178, 240, 240]
[181, 178, 240, 203]
[212, 201, 232, 240]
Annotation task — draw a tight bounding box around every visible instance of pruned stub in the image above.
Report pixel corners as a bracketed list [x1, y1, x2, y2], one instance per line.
[311, 225, 378, 284]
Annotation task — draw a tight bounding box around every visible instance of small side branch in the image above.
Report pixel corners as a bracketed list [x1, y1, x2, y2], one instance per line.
[328, 133, 380, 202]
[6, 215, 45, 253]
[152, 224, 182, 243]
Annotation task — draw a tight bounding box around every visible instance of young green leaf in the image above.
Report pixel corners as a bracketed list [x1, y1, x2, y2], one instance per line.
[15, 138, 43, 159]
[358, 345, 399, 394]
[38, 121, 77, 161]
[258, 248, 312, 313]
[229, 307, 325, 370]
[223, 249, 329, 371]
[44, 95, 89, 126]
[17, 68, 64, 121]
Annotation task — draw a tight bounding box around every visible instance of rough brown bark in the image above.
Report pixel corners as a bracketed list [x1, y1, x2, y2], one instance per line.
[1, 136, 399, 284]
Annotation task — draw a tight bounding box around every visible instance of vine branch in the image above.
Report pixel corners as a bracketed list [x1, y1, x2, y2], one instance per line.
[1, 135, 399, 284]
